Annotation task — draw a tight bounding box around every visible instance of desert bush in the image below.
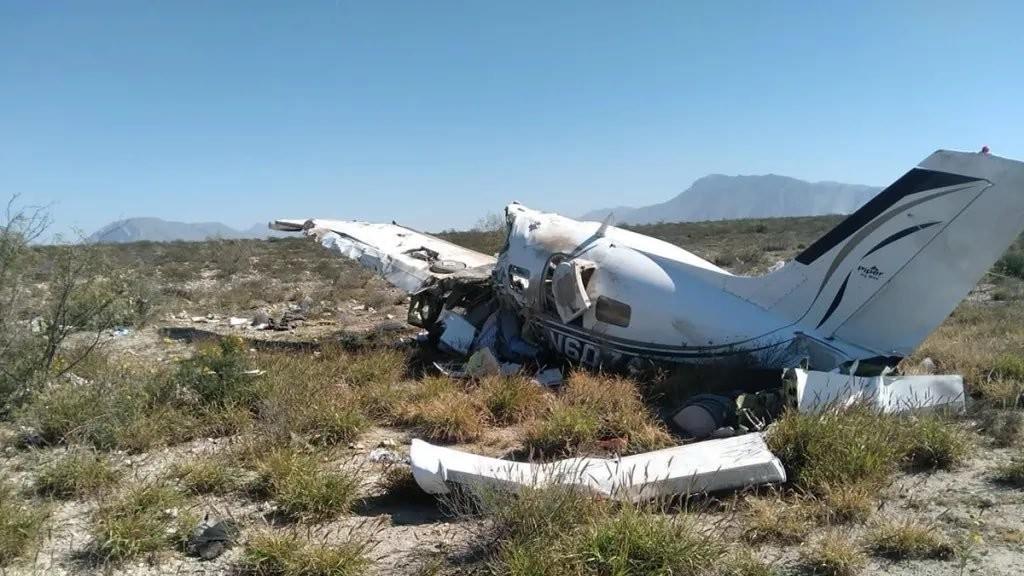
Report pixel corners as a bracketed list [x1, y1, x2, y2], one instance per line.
[16, 366, 197, 451]
[174, 336, 258, 406]
[899, 414, 970, 470]
[718, 549, 778, 576]
[0, 204, 134, 411]
[864, 518, 953, 560]
[798, 531, 866, 576]
[525, 373, 673, 456]
[255, 351, 367, 445]
[741, 496, 814, 544]
[168, 456, 240, 495]
[994, 453, 1024, 487]
[0, 481, 48, 566]
[815, 483, 876, 525]
[979, 409, 1023, 447]
[405, 391, 485, 443]
[478, 374, 547, 425]
[376, 464, 424, 501]
[400, 375, 485, 443]
[35, 448, 120, 499]
[341, 348, 407, 388]
[237, 531, 372, 576]
[211, 238, 253, 279]
[768, 406, 967, 497]
[577, 506, 723, 576]
[251, 448, 361, 522]
[90, 482, 194, 562]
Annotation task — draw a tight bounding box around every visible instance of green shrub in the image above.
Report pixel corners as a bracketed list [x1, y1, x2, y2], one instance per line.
[17, 367, 197, 452]
[798, 532, 866, 576]
[524, 404, 603, 456]
[168, 457, 240, 495]
[741, 496, 814, 544]
[718, 549, 779, 576]
[237, 531, 372, 576]
[254, 351, 367, 446]
[174, 336, 257, 406]
[865, 518, 953, 560]
[523, 373, 672, 456]
[578, 507, 723, 576]
[91, 482, 194, 562]
[251, 448, 361, 522]
[479, 375, 547, 425]
[899, 415, 970, 470]
[769, 406, 966, 494]
[35, 449, 120, 499]
[0, 482, 48, 566]
[994, 454, 1024, 487]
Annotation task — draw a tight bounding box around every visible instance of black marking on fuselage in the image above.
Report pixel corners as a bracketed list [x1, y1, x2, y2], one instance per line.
[816, 271, 851, 329]
[863, 221, 941, 258]
[796, 169, 982, 265]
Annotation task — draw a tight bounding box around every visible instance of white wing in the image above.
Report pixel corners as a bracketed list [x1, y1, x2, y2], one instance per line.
[270, 218, 496, 293]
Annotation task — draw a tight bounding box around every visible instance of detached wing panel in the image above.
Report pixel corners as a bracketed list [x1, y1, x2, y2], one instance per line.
[270, 218, 497, 293]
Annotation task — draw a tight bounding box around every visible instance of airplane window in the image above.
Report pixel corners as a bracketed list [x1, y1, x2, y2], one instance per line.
[595, 296, 631, 327]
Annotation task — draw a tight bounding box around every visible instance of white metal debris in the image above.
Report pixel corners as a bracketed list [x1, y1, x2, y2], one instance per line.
[788, 368, 965, 414]
[438, 311, 477, 355]
[409, 434, 786, 502]
[270, 219, 496, 293]
[533, 367, 564, 387]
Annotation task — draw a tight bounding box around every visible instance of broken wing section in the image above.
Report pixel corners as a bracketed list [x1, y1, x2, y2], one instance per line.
[270, 218, 497, 293]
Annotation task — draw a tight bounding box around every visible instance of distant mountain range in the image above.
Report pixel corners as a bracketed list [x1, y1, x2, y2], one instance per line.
[581, 174, 881, 224]
[88, 173, 881, 242]
[87, 217, 288, 243]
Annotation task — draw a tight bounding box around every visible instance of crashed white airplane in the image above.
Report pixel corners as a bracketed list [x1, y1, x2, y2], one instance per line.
[273, 149, 1024, 377]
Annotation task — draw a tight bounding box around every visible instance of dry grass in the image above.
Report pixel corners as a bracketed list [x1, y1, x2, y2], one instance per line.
[718, 548, 779, 576]
[798, 531, 866, 576]
[90, 481, 195, 562]
[237, 531, 373, 576]
[34, 448, 120, 499]
[742, 496, 814, 544]
[168, 456, 241, 495]
[400, 376, 486, 443]
[250, 447, 361, 522]
[978, 409, 1024, 447]
[864, 518, 953, 560]
[478, 374, 548, 425]
[463, 484, 724, 576]
[912, 304, 1024, 395]
[0, 481, 48, 566]
[768, 406, 968, 498]
[524, 372, 673, 456]
[255, 351, 368, 446]
[994, 453, 1024, 487]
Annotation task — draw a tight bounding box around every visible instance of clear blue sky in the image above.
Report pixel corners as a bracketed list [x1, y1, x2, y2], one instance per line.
[2, 1, 1022, 238]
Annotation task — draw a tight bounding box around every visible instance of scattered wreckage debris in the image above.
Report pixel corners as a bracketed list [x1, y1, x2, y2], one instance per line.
[409, 435, 786, 502]
[274, 148, 1024, 498]
[187, 518, 239, 561]
[786, 368, 965, 415]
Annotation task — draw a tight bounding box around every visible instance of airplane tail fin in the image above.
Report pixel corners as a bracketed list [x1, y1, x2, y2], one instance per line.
[733, 150, 1024, 358]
